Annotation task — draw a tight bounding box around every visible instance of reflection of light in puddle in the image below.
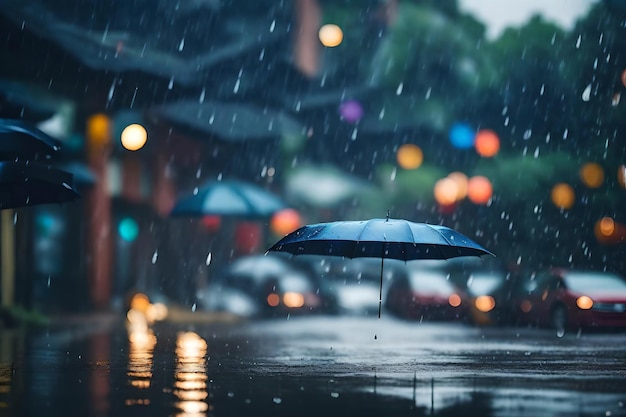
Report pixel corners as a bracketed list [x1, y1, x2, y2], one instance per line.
[174, 332, 210, 416]
[126, 327, 156, 406]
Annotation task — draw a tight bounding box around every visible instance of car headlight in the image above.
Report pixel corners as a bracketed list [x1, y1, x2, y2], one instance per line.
[576, 295, 593, 310]
[475, 295, 496, 312]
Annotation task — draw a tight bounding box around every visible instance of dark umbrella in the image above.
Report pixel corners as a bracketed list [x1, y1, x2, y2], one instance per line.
[267, 216, 494, 318]
[0, 119, 62, 160]
[170, 180, 287, 219]
[0, 161, 80, 210]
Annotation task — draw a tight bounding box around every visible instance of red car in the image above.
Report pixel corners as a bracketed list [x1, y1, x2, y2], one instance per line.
[385, 262, 469, 322]
[511, 268, 626, 330]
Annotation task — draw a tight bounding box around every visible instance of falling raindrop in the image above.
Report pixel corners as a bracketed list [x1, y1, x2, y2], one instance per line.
[259, 48, 265, 61]
[178, 38, 185, 51]
[396, 82, 403, 95]
[378, 107, 385, 120]
[576, 34, 581, 48]
[533, 147, 540, 158]
[351, 128, 358, 141]
[523, 129, 532, 140]
[582, 83, 592, 101]
[390, 167, 397, 181]
[269, 19, 276, 32]
[47, 275, 51, 288]
[196, 167, 202, 179]
[193, 187, 199, 195]
[233, 79, 240, 94]
[425, 87, 431, 99]
[151, 250, 158, 264]
[168, 77, 174, 90]
[192, 303, 197, 312]
[273, 397, 282, 404]
[107, 80, 116, 102]
[539, 84, 545, 95]
[13, 212, 17, 224]
[199, 88, 205, 104]
[562, 129, 568, 140]
[206, 252, 212, 266]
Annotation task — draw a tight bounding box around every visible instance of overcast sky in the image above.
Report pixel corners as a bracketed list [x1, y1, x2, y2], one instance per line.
[458, 0, 599, 39]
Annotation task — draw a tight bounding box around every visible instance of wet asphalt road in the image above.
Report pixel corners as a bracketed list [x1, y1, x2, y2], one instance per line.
[2, 315, 626, 417]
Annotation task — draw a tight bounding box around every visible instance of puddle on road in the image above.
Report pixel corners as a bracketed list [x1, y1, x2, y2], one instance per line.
[1, 320, 625, 417]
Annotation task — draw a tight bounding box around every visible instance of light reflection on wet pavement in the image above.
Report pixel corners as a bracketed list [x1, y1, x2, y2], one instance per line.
[1, 315, 625, 417]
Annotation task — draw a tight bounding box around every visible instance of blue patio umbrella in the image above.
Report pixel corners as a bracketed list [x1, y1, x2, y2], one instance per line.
[170, 180, 287, 219]
[267, 216, 494, 318]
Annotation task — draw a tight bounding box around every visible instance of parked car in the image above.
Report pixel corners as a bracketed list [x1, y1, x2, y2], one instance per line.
[511, 268, 626, 330]
[196, 254, 337, 318]
[456, 258, 516, 326]
[385, 261, 470, 322]
[312, 257, 404, 316]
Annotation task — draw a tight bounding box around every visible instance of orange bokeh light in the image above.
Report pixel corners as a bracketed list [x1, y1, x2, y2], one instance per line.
[318, 24, 343, 47]
[267, 293, 280, 307]
[474, 129, 500, 157]
[271, 209, 302, 236]
[579, 162, 604, 188]
[599, 217, 615, 236]
[448, 294, 462, 307]
[617, 165, 626, 188]
[396, 144, 424, 169]
[550, 183, 575, 209]
[86, 113, 111, 146]
[447, 171, 468, 200]
[434, 178, 458, 206]
[467, 176, 493, 204]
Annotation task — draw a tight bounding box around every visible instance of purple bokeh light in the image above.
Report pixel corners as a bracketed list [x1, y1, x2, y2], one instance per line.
[339, 100, 364, 123]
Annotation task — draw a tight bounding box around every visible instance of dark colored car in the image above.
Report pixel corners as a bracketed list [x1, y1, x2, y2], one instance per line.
[511, 268, 626, 331]
[385, 261, 470, 322]
[196, 254, 336, 318]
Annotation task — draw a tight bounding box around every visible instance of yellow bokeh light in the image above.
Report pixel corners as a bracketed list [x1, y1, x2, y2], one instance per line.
[550, 183, 575, 209]
[283, 292, 305, 308]
[467, 176, 493, 205]
[130, 293, 150, 312]
[396, 144, 424, 169]
[319, 24, 343, 47]
[121, 123, 148, 151]
[434, 178, 458, 206]
[579, 162, 604, 188]
[447, 172, 468, 200]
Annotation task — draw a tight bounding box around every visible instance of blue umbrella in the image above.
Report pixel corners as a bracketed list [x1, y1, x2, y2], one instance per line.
[0, 119, 62, 160]
[170, 180, 287, 219]
[267, 216, 494, 318]
[0, 161, 80, 210]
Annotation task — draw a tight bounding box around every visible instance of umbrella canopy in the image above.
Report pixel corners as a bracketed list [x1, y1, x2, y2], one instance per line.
[0, 161, 80, 210]
[0, 118, 62, 160]
[170, 180, 287, 219]
[267, 217, 494, 317]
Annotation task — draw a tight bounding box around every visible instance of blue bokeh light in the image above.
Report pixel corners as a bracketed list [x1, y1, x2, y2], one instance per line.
[449, 122, 475, 149]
